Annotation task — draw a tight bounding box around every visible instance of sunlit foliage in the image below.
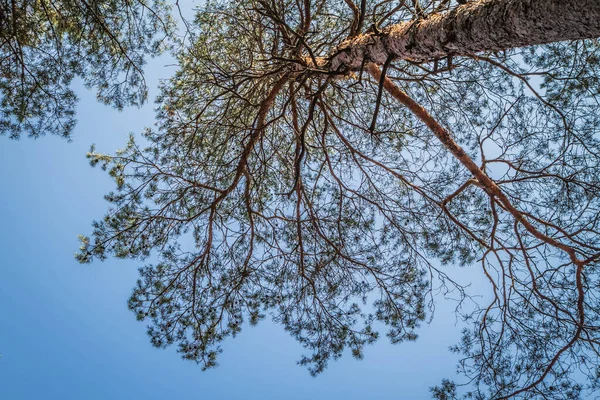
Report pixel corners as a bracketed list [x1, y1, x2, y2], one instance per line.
[77, 1, 600, 398]
[0, 0, 174, 138]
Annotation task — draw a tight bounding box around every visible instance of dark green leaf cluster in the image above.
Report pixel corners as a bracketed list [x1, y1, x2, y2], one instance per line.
[78, 0, 600, 398]
[0, 0, 174, 138]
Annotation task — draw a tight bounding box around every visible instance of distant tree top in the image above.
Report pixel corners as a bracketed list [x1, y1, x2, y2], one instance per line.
[0, 0, 175, 139]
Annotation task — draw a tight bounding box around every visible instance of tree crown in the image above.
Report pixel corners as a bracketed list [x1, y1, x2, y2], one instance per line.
[75, 0, 600, 398]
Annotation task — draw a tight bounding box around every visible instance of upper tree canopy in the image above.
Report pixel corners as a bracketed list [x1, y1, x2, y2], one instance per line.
[77, 0, 600, 398]
[0, 0, 174, 139]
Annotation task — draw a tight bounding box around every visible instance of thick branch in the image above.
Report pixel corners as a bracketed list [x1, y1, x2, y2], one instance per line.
[326, 0, 600, 70]
[366, 63, 585, 267]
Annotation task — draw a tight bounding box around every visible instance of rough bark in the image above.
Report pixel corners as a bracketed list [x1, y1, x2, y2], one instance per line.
[325, 0, 600, 71]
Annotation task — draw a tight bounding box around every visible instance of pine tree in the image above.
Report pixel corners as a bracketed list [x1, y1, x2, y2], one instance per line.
[78, 1, 600, 397]
[0, 0, 174, 138]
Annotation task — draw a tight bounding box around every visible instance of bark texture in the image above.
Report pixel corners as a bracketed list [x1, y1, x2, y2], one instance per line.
[326, 0, 600, 71]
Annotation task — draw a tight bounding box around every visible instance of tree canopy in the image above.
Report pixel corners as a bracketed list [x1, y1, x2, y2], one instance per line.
[0, 0, 174, 138]
[31, 0, 600, 398]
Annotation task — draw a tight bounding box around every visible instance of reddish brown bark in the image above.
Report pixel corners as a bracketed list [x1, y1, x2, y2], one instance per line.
[366, 62, 584, 267]
[327, 0, 600, 71]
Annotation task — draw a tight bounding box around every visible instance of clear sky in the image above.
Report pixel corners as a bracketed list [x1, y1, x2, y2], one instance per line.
[0, 18, 485, 400]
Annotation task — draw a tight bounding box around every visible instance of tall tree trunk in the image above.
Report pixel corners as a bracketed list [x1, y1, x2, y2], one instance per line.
[325, 0, 600, 71]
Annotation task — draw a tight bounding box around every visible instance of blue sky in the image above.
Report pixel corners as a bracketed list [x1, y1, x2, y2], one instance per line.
[0, 27, 481, 400]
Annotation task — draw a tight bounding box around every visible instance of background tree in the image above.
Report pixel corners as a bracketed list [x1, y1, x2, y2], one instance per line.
[0, 0, 174, 139]
[78, 0, 600, 398]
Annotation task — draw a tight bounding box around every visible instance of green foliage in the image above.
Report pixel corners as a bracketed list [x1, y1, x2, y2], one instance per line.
[0, 0, 174, 139]
[430, 380, 458, 400]
[76, 0, 600, 398]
